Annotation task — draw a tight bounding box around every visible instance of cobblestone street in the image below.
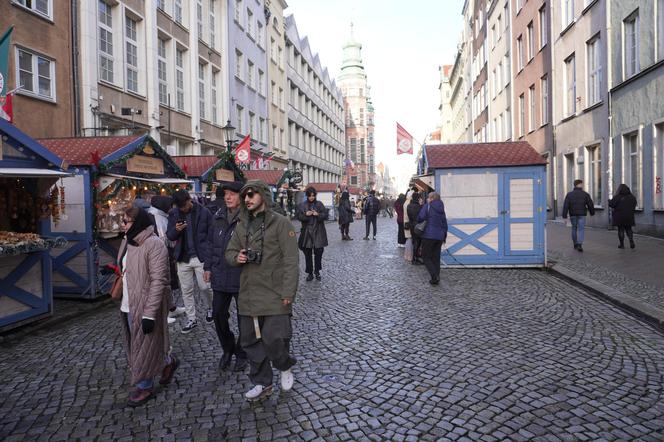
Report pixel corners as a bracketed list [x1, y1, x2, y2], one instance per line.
[1, 218, 664, 441]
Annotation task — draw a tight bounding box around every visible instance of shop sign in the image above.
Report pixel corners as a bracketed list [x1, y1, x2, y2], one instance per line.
[215, 168, 235, 182]
[127, 155, 164, 175]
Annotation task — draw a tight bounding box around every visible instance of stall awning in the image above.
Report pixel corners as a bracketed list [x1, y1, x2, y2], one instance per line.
[105, 173, 192, 185]
[412, 174, 434, 191]
[0, 168, 74, 178]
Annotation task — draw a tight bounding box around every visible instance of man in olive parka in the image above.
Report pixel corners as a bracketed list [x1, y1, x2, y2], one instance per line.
[225, 180, 299, 401]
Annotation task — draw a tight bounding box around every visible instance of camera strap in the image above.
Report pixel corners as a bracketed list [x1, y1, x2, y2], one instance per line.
[244, 220, 265, 255]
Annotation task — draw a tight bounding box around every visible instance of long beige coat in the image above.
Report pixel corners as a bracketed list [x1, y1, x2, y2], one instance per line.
[118, 227, 171, 385]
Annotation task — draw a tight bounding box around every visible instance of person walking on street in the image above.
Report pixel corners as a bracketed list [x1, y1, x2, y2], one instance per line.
[406, 191, 424, 264]
[363, 190, 380, 240]
[338, 190, 354, 241]
[167, 190, 214, 333]
[562, 179, 595, 252]
[609, 184, 638, 249]
[296, 187, 329, 281]
[204, 182, 248, 372]
[225, 180, 299, 401]
[118, 207, 179, 407]
[418, 193, 448, 286]
[394, 194, 406, 247]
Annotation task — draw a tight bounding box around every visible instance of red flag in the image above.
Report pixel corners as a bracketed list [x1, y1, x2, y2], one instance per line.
[396, 122, 414, 155]
[0, 93, 12, 123]
[234, 135, 251, 164]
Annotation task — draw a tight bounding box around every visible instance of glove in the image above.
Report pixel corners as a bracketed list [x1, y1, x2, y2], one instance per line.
[141, 318, 155, 334]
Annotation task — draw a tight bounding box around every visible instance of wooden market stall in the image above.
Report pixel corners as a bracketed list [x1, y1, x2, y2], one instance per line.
[38, 135, 191, 299]
[172, 154, 244, 192]
[422, 142, 547, 267]
[0, 119, 70, 331]
[307, 182, 340, 221]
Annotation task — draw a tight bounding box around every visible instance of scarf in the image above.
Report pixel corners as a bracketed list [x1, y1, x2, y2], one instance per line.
[125, 207, 155, 246]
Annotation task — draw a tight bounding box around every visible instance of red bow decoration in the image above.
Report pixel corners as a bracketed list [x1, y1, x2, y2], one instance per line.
[90, 150, 102, 167]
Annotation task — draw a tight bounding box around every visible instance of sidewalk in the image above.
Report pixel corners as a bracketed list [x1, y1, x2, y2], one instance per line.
[547, 221, 664, 329]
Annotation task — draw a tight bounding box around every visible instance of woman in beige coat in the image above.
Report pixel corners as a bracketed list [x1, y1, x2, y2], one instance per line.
[118, 207, 179, 407]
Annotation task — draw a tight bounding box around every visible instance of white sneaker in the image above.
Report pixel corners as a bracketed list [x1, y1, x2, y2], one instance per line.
[169, 306, 186, 318]
[245, 384, 273, 401]
[280, 369, 294, 392]
[167, 316, 176, 324]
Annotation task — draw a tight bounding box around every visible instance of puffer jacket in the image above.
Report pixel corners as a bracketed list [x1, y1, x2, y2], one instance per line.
[418, 200, 448, 242]
[117, 227, 171, 385]
[208, 207, 243, 292]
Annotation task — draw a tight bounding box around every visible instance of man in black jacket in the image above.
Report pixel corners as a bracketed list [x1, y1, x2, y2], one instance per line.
[167, 190, 214, 333]
[562, 179, 595, 252]
[363, 190, 381, 240]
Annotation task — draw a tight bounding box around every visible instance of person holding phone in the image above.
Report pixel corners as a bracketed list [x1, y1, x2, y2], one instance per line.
[296, 186, 329, 281]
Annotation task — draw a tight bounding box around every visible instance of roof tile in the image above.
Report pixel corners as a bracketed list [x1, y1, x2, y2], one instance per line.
[425, 142, 546, 169]
[38, 136, 140, 165]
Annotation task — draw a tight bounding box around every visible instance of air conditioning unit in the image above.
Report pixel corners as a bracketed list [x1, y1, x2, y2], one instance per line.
[166, 145, 177, 156]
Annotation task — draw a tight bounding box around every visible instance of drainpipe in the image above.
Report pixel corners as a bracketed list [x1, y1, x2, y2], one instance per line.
[71, 0, 81, 136]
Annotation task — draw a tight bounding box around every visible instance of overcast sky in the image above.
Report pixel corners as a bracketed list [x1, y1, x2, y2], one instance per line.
[284, 0, 465, 190]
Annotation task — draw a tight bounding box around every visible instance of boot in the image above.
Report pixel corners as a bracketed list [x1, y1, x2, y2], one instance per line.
[618, 242, 625, 249]
[629, 238, 635, 249]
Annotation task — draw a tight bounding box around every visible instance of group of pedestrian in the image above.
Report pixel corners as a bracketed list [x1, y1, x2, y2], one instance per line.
[562, 179, 637, 251]
[116, 180, 300, 406]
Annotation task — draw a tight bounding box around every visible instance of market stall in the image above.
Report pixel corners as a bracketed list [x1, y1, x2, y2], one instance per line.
[38, 134, 191, 299]
[307, 182, 340, 221]
[173, 153, 244, 192]
[0, 119, 70, 331]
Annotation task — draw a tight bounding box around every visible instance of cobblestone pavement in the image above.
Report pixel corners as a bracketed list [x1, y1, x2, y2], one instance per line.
[1, 218, 664, 441]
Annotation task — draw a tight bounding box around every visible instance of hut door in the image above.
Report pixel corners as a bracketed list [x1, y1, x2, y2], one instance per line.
[504, 173, 538, 255]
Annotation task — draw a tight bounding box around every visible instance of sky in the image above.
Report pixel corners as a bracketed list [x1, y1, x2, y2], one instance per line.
[284, 0, 465, 191]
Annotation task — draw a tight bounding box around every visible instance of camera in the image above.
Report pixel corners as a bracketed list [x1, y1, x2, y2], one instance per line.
[245, 248, 262, 264]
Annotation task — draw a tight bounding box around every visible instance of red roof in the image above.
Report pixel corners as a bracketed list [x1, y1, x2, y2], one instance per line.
[425, 142, 546, 169]
[173, 156, 219, 177]
[307, 182, 341, 192]
[244, 169, 283, 185]
[38, 136, 140, 165]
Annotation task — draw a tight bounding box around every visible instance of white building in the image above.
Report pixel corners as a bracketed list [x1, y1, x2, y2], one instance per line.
[486, 0, 513, 143]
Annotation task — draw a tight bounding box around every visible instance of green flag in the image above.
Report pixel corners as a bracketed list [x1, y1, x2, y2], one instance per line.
[0, 26, 14, 97]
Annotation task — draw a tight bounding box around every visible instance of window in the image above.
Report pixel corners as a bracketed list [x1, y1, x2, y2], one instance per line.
[98, 1, 114, 83]
[624, 13, 639, 78]
[539, 6, 548, 48]
[175, 48, 185, 111]
[529, 85, 536, 132]
[350, 138, 357, 162]
[587, 36, 601, 106]
[16, 48, 54, 99]
[272, 125, 278, 149]
[519, 94, 525, 137]
[278, 46, 284, 69]
[565, 55, 576, 116]
[247, 9, 254, 38]
[258, 69, 264, 95]
[271, 81, 277, 104]
[517, 36, 524, 71]
[257, 21, 264, 47]
[562, 0, 574, 29]
[249, 112, 255, 136]
[655, 123, 664, 209]
[624, 132, 641, 205]
[517, 0, 524, 12]
[247, 60, 254, 88]
[15, 0, 51, 18]
[504, 3, 509, 32]
[586, 145, 601, 203]
[157, 0, 165, 10]
[659, 0, 664, 60]
[174, 0, 182, 24]
[527, 22, 535, 61]
[505, 107, 512, 139]
[235, 50, 243, 80]
[211, 70, 218, 124]
[541, 76, 549, 125]
[157, 38, 168, 105]
[197, 1, 203, 38]
[209, 1, 216, 48]
[236, 105, 243, 133]
[234, 0, 242, 23]
[198, 63, 206, 119]
[125, 15, 139, 93]
[259, 118, 265, 143]
[503, 54, 510, 86]
[279, 87, 284, 109]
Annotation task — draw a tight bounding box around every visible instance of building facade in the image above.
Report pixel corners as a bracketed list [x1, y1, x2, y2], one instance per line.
[265, 0, 288, 169]
[511, 0, 554, 212]
[437, 65, 454, 143]
[450, 0, 474, 143]
[1, 0, 75, 138]
[338, 27, 373, 188]
[486, 0, 513, 143]
[284, 15, 345, 186]
[227, 0, 269, 157]
[552, 0, 609, 224]
[609, 0, 664, 236]
[471, 0, 489, 142]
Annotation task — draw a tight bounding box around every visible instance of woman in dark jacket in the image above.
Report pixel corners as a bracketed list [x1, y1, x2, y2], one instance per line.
[417, 192, 448, 285]
[296, 187, 329, 281]
[609, 184, 638, 249]
[338, 190, 354, 241]
[406, 191, 423, 264]
[394, 194, 406, 247]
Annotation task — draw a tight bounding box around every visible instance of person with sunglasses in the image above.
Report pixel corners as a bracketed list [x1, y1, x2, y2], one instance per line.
[296, 186, 329, 281]
[117, 207, 179, 407]
[225, 180, 299, 401]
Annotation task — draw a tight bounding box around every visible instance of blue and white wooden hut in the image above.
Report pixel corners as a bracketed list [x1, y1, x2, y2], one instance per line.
[173, 155, 244, 192]
[421, 142, 547, 267]
[38, 135, 191, 299]
[0, 119, 70, 330]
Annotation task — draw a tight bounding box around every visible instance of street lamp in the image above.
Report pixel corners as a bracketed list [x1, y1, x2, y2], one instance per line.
[222, 119, 236, 153]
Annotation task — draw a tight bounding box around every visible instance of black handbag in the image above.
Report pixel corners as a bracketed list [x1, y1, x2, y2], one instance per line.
[414, 205, 429, 236]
